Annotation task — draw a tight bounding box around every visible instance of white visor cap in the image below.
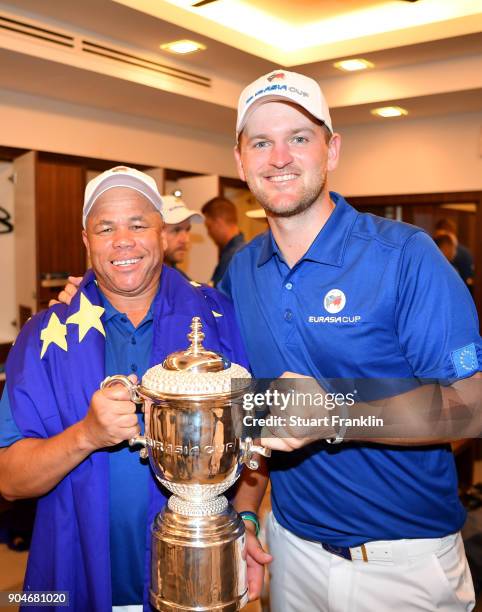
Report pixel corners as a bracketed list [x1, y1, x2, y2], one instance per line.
[236, 70, 333, 141]
[162, 195, 203, 225]
[83, 166, 163, 228]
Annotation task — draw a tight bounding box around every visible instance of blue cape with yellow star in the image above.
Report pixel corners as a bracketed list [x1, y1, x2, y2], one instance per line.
[6, 266, 248, 612]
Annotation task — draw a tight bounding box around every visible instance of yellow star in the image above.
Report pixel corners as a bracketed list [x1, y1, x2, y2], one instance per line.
[40, 312, 68, 358]
[212, 310, 223, 318]
[66, 293, 105, 342]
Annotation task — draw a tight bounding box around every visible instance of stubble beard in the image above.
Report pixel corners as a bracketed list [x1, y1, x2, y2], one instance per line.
[249, 169, 327, 219]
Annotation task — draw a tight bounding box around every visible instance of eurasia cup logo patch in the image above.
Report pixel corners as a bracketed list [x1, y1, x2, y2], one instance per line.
[323, 289, 346, 314]
[308, 288, 358, 324]
[267, 72, 285, 82]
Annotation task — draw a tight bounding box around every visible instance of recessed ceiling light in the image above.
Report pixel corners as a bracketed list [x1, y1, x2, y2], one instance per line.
[333, 59, 374, 72]
[160, 40, 206, 54]
[371, 106, 408, 118]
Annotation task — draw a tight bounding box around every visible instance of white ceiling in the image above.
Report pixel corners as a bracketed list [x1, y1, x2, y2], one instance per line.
[224, 0, 392, 25]
[1, 0, 275, 81]
[0, 0, 481, 137]
[112, 0, 482, 64]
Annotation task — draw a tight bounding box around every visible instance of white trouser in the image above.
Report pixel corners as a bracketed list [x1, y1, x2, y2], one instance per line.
[266, 512, 475, 612]
[112, 606, 142, 612]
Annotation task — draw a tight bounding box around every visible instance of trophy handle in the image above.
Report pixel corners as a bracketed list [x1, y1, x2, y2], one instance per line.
[240, 436, 271, 470]
[100, 374, 143, 403]
[100, 375, 148, 459]
[128, 435, 149, 459]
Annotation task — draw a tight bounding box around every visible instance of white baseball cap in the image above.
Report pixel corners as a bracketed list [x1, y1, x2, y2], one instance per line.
[162, 195, 203, 225]
[236, 70, 333, 140]
[83, 166, 164, 228]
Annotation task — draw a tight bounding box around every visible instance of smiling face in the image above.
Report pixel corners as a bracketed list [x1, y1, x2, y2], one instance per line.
[235, 101, 340, 218]
[164, 219, 192, 265]
[82, 186, 166, 300]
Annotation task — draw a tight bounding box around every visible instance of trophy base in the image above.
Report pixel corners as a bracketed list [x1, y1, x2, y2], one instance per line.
[150, 596, 248, 612]
[150, 502, 249, 611]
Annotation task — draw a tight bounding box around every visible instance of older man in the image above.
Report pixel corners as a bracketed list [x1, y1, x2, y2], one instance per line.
[0, 166, 249, 612]
[223, 71, 480, 611]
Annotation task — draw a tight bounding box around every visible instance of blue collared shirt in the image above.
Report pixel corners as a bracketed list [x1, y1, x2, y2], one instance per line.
[0, 294, 155, 606]
[220, 192, 481, 546]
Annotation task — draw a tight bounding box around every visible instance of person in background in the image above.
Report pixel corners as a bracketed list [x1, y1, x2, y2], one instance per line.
[434, 233, 457, 264]
[162, 195, 203, 280]
[434, 218, 474, 292]
[201, 197, 245, 286]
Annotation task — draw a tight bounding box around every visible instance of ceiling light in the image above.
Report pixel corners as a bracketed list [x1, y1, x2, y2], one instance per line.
[160, 40, 206, 54]
[371, 106, 408, 118]
[333, 59, 374, 72]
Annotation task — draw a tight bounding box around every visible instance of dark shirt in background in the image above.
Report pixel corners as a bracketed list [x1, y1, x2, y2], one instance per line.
[453, 243, 474, 289]
[212, 233, 245, 286]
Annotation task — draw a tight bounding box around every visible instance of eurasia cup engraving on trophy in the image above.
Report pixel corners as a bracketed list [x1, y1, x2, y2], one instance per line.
[100, 317, 270, 611]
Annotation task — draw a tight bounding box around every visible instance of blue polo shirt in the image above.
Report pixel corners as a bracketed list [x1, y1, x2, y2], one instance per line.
[0, 293, 156, 606]
[220, 192, 481, 546]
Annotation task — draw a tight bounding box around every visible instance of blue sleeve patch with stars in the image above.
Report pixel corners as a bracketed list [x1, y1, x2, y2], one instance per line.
[451, 343, 479, 378]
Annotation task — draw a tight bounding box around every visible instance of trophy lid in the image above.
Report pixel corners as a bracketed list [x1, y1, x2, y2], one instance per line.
[163, 316, 229, 373]
[140, 317, 251, 397]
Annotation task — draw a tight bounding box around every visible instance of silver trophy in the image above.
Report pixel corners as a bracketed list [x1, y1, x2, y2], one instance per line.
[101, 317, 270, 611]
